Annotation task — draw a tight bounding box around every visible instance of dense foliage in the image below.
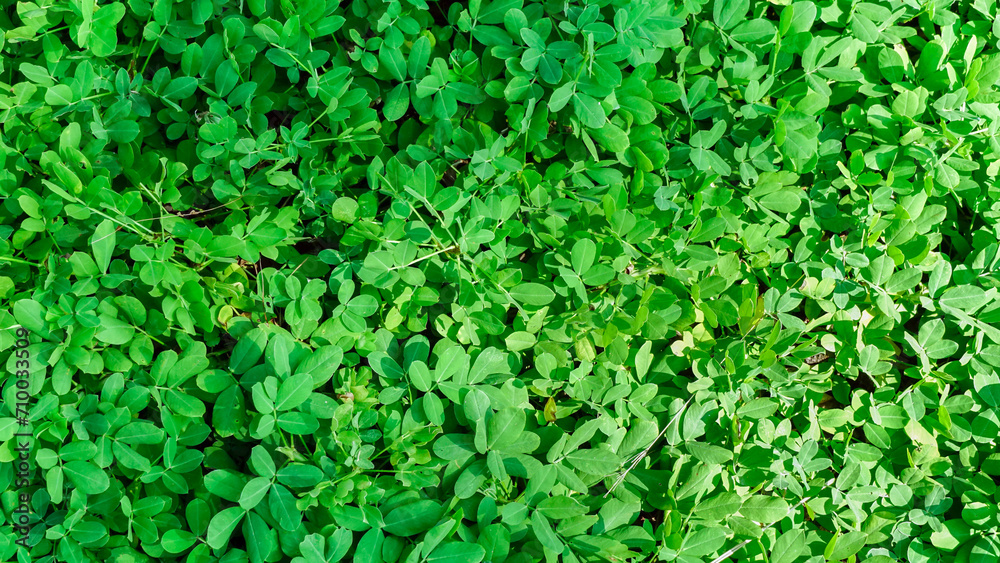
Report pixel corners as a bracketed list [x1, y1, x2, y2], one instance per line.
[2, 0, 1000, 561]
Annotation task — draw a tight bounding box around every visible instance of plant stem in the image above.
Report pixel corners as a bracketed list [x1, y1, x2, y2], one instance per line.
[0, 256, 41, 267]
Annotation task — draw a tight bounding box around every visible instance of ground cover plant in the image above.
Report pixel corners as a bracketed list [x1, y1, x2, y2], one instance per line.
[2, 0, 1000, 560]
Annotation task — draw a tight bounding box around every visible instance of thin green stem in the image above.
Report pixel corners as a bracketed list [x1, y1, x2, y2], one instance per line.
[140, 33, 163, 77]
[0, 256, 41, 267]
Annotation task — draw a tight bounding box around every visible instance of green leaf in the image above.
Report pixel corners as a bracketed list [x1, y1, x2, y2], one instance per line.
[269, 484, 301, 530]
[737, 398, 779, 419]
[635, 341, 652, 380]
[215, 59, 240, 97]
[574, 93, 606, 128]
[62, 461, 110, 494]
[95, 315, 134, 345]
[369, 352, 404, 379]
[682, 527, 727, 557]
[892, 89, 922, 119]
[478, 0, 523, 24]
[757, 190, 802, 213]
[827, 531, 868, 560]
[508, 283, 556, 306]
[275, 373, 313, 411]
[347, 294, 379, 317]
[928, 520, 971, 552]
[590, 121, 630, 153]
[770, 530, 806, 563]
[383, 83, 410, 121]
[851, 13, 880, 43]
[536, 496, 589, 519]
[45, 84, 75, 106]
[116, 421, 165, 444]
[972, 537, 1000, 563]
[487, 408, 526, 450]
[354, 529, 385, 563]
[694, 492, 744, 521]
[88, 3, 125, 56]
[163, 77, 199, 100]
[161, 529, 198, 554]
[426, 542, 487, 563]
[239, 476, 272, 510]
[730, 19, 776, 43]
[571, 239, 596, 275]
[549, 83, 574, 112]
[244, 511, 276, 563]
[530, 511, 563, 553]
[379, 45, 407, 81]
[939, 285, 988, 311]
[885, 268, 922, 294]
[76, 0, 95, 46]
[90, 219, 115, 273]
[14, 299, 47, 334]
[208, 236, 245, 258]
[384, 500, 443, 537]
[505, 331, 536, 352]
[207, 506, 246, 550]
[563, 448, 619, 475]
[739, 496, 789, 524]
[714, 0, 750, 30]
[107, 121, 140, 143]
[231, 329, 268, 374]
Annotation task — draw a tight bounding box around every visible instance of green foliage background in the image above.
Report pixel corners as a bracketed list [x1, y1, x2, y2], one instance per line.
[2, 0, 1000, 560]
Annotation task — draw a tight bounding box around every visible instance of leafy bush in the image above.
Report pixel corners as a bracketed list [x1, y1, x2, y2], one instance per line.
[3, 0, 1000, 561]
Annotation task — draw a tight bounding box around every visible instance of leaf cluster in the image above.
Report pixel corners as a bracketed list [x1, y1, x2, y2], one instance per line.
[2, 0, 1000, 561]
